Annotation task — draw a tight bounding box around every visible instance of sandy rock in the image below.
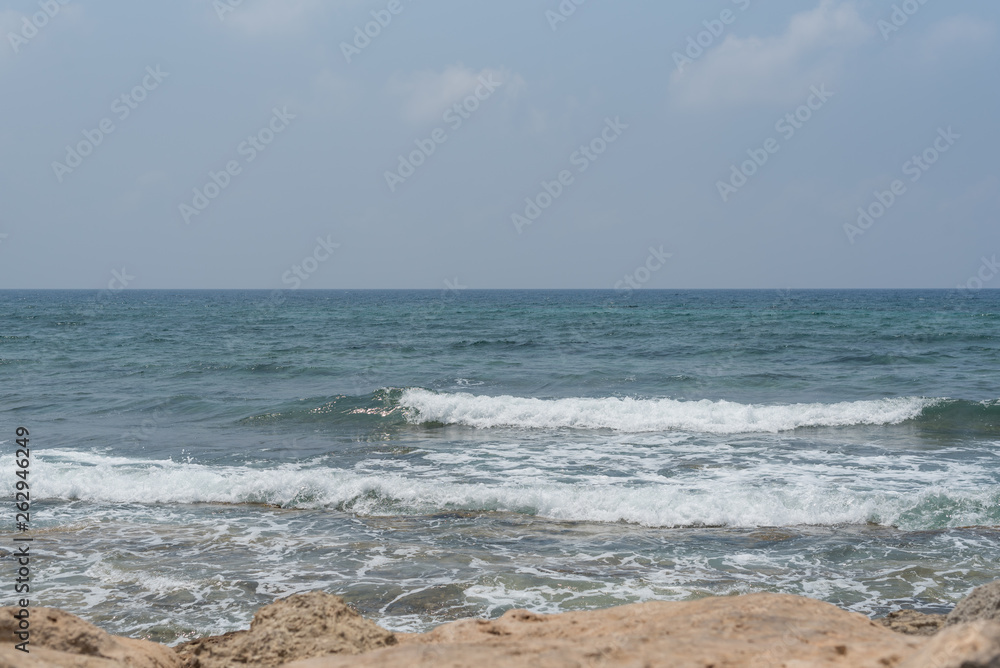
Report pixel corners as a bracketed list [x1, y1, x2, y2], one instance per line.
[282, 592, 921, 668]
[8, 586, 1000, 668]
[948, 581, 1000, 626]
[878, 610, 947, 636]
[899, 620, 1000, 668]
[175, 591, 395, 668]
[0, 606, 181, 668]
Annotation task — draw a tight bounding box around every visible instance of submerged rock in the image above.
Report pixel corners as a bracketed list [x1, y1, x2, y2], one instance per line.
[175, 591, 395, 668]
[948, 581, 1000, 626]
[382, 584, 468, 616]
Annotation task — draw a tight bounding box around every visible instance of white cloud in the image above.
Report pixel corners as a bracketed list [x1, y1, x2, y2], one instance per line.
[218, 0, 331, 35]
[386, 65, 524, 125]
[670, 0, 872, 110]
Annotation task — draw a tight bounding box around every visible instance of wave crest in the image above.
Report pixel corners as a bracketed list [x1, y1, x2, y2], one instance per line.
[399, 390, 937, 434]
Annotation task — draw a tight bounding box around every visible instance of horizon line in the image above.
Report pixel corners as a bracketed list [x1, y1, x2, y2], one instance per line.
[1, 288, 995, 292]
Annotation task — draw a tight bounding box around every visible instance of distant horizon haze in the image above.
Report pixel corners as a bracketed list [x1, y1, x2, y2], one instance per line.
[1, 0, 997, 289]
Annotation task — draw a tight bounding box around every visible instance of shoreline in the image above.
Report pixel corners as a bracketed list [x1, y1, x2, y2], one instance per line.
[3, 583, 999, 667]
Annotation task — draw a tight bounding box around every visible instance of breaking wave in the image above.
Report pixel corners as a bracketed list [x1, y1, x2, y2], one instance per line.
[399, 389, 941, 434]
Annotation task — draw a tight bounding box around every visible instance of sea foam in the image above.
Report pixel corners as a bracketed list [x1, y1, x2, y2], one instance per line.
[25, 448, 999, 531]
[399, 389, 937, 433]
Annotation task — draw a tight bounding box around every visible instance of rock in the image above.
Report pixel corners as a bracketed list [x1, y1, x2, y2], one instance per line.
[281, 592, 922, 668]
[382, 584, 467, 616]
[175, 591, 395, 668]
[7, 589, 999, 668]
[899, 620, 1000, 668]
[878, 610, 947, 636]
[0, 606, 181, 668]
[948, 581, 1000, 626]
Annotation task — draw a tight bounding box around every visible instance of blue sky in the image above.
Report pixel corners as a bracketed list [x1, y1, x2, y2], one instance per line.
[0, 0, 997, 289]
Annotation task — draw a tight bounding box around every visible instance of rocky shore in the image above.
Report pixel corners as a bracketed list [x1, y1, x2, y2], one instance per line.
[2, 582, 999, 667]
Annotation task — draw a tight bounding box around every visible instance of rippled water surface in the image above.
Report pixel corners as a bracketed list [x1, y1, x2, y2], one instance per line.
[1, 290, 998, 643]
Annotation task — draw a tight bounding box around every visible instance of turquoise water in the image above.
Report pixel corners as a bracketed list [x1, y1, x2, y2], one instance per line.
[1, 290, 998, 643]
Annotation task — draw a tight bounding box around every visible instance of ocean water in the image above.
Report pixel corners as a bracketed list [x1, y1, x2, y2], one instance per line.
[1, 289, 998, 644]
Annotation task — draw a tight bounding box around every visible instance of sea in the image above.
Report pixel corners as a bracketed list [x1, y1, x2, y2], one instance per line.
[1, 289, 998, 644]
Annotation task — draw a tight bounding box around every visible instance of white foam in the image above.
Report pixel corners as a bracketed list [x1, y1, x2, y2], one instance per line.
[21, 449, 999, 531]
[399, 390, 937, 434]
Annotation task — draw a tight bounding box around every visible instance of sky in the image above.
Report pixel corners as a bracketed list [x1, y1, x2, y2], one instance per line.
[0, 0, 997, 289]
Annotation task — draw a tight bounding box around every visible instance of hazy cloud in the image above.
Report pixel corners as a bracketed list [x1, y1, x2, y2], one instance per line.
[219, 0, 330, 35]
[670, 0, 872, 110]
[386, 65, 524, 125]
